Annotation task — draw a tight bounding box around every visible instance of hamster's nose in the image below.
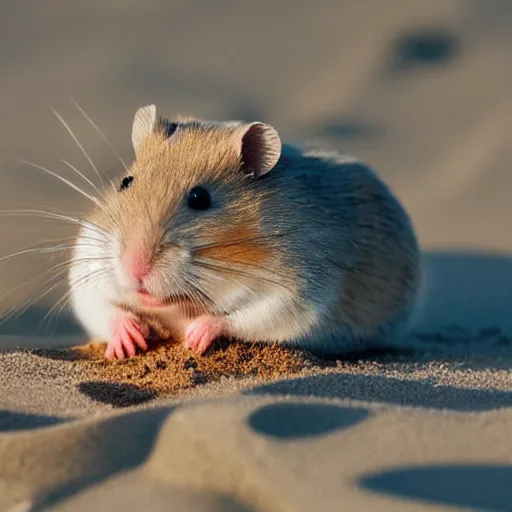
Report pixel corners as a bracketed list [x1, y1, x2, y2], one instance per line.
[121, 247, 151, 285]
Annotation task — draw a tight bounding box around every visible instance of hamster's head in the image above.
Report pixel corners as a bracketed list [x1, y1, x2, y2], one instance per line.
[73, 105, 286, 313]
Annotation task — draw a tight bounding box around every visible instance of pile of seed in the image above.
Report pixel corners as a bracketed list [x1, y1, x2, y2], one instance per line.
[45, 339, 330, 401]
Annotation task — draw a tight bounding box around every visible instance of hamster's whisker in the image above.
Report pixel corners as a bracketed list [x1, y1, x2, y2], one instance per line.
[192, 262, 249, 291]
[41, 267, 111, 330]
[193, 241, 295, 287]
[0, 252, 112, 328]
[209, 273, 253, 298]
[50, 107, 112, 189]
[0, 209, 111, 238]
[0, 245, 74, 263]
[70, 98, 129, 173]
[0, 269, 70, 327]
[194, 260, 294, 294]
[68, 266, 111, 291]
[192, 266, 256, 307]
[47, 267, 113, 331]
[0, 236, 80, 263]
[180, 287, 209, 313]
[2, 199, 82, 213]
[60, 267, 111, 307]
[0, 237, 111, 264]
[155, 265, 214, 311]
[60, 159, 105, 199]
[0, 251, 108, 311]
[76, 219, 112, 240]
[196, 269, 273, 304]
[151, 267, 181, 296]
[183, 278, 214, 309]
[55, 255, 114, 273]
[0, 202, 115, 237]
[2, 263, 109, 331]
[0, 266, 68, 309]
[12, 158, 104, 210]
[73, 230, 111, 243]
[157, 268, 213, 310]
[192, 232, 288, 253]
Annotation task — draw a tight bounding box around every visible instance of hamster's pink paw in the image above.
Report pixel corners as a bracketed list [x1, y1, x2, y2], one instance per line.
[184, 316, 227, 355]
[105, 314, 148, 360]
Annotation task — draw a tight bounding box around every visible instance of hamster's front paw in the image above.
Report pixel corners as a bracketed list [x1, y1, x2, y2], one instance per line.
[184, 315, 227, 355]
[105, 313, 149, 360]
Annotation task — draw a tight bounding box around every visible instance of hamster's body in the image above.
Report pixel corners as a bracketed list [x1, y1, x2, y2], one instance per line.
[247, 146, 421, 353]
[69, 106, 422, 359]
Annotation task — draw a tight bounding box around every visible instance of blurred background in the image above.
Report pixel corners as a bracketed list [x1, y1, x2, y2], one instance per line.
[1, 0, 512, 343]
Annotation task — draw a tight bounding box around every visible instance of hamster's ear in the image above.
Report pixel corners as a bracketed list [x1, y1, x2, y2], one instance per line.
[132, 104, 157, 153]
[237, 123, 281, 178]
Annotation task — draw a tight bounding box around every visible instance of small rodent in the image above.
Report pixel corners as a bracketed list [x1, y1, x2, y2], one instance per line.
[69, 105, 422, 360]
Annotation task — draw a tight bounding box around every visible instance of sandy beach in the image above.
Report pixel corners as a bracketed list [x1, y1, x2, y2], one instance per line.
[1, 1, 512, 510]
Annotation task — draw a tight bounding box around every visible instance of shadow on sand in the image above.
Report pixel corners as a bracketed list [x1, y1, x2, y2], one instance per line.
[0, 410, 69, 432]
[247, 372, 512, 411]
[248, 402, 369, 439]
[361, 465, 512, 511]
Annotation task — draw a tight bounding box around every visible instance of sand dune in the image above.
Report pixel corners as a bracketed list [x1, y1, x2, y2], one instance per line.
[1, 0, 512, 510]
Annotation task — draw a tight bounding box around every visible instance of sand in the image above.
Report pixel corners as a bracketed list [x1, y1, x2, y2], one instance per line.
[1, 0, 512, 510]
[35, 340, 328, 402]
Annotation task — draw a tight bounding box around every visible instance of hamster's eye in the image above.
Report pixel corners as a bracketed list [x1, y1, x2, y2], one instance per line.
[119, 176, 134, 191]
[187, 186, 211, 211]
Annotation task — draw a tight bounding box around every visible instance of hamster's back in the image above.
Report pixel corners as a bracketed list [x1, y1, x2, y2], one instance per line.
[259, 144, 422, 353]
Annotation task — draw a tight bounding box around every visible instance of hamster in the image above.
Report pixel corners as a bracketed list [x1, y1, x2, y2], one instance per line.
[68, 104, 422, 360]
